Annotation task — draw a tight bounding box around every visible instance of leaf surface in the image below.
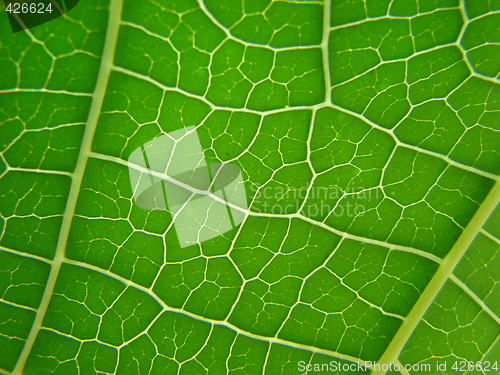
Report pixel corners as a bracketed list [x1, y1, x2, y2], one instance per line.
[0, 0, 499, 374]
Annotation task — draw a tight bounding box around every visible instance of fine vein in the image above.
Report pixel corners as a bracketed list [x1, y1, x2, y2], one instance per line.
[373, 179, 500, 375]
[12, 0, 124, 373]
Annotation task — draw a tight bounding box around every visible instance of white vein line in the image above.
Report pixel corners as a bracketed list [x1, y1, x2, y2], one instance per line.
[0, 299, 37, 313]
[112, 66, 498, 181]
[330, 42, 457, 89]
[262, 343, 273, 375]
[112, 65, 215, 107]
[196, 0, 321, 51]
[88, 151, 443, 264]
[11, 0, 124, 373]
[330, 8, 461, 31]
[0, 247, 52, 264]
[328, 103, 500, 181]
[111, 65, 329, 115]
[480, 228, 500, 246]
[373, 180, 500, 375]
[38, 327, 111, 347]
[6, 167, 73, 177]
[63, 258, 373, 368]
[0, 89, 92, 96]
[450, 274, 500, 325]
[322, 0, 331, 103]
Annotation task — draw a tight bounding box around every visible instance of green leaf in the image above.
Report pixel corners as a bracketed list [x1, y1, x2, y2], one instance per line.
[0, 0, 499, 374]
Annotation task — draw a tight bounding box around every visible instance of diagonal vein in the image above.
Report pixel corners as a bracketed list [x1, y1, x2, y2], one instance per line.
[373, 179, 500, 375]
[322, 0, 331, 103]
[12, 0, 124, 373]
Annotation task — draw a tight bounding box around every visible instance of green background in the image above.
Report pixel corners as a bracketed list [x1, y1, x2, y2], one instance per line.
[0, 0, 498, 374]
